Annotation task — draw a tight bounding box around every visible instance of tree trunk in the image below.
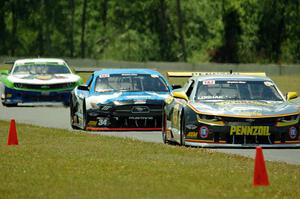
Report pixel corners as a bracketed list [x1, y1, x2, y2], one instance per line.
[274, 1, 286, 63]
[81, 0, 88, 58]
[38, 0, 45, 56]
[101, 0, 108, 27]
[11, 0, 18, 56]
[69, 0, 75, 57]
[0, 1, 7, 54]
[176, 0, 186, 61]
[158, 0, 168, 60]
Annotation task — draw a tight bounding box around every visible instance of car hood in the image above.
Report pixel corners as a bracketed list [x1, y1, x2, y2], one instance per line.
[190, 100, 300, 117]
[8, 74, 80, 84]
[86, 91, 169, 109]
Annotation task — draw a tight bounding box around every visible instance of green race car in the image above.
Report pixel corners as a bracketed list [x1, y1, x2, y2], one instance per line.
[163, 72, 300, 148]
[0, 58, 82, 106]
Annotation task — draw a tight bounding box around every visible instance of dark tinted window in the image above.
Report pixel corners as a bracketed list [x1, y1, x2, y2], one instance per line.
[13, 64, 71, 75]
[95, 74, 169, 92]
[195, 80, 283, 101]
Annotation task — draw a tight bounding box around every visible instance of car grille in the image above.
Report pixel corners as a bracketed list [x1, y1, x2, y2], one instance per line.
[14, 82, 76, 90]
[222, 117, 278, 126]
[115, 104, 163, 114]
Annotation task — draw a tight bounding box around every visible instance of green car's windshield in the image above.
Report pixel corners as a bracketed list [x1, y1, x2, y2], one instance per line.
[195, 80, 283, 101]
[12, 64, 71, 75]
[95, 74, 169, 92]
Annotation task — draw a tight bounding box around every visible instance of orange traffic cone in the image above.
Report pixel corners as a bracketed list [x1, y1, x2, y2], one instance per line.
[7, 119, 18, 145]
[253, 146, 269, 186]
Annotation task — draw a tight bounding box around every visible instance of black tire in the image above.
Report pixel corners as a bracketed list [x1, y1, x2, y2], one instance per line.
[82, 99, 88, 130]
[162, 113, 168, 144]
[2, 102, 17, 107]
[70, 96, 80, 130]
[180, 111, 186, 146]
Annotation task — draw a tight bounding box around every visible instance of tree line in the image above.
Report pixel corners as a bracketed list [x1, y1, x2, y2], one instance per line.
[0, 0, 300, 63]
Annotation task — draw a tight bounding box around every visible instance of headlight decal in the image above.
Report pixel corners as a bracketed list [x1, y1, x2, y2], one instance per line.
[197, 114, 225, 126]
[276, 115, 300, 127]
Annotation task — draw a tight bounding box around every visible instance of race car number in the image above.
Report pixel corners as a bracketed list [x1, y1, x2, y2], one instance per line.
[230, 126, 270, 136]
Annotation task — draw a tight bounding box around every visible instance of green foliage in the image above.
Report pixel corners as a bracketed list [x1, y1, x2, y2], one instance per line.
[0, 0, 300, 63]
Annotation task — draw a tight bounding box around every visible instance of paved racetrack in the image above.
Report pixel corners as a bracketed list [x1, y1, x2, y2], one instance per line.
[0, 103, 299, 165]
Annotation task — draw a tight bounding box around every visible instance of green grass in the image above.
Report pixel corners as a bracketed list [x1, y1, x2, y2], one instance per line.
[0, 120, 300, 199]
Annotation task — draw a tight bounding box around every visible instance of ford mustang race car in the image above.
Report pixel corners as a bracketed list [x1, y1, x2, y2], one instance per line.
[163, 72, 300, 148]
[0, 58, 82, 106]
[70, 69, 171, 130]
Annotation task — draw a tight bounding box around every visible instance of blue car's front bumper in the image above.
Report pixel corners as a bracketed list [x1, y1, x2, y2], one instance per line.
[2, 87, 72, 105]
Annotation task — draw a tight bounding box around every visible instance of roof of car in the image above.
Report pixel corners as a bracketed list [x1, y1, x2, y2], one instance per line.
[93, 69, 163, 76]
[14, 58, 66, 65]
[191, 74, 273, 82]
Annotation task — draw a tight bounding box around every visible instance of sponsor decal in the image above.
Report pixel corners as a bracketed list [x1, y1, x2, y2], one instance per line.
[199, 96, 223, 100]
[128, 116, 153, 120]
[125, 95, 151, 99]
[134, 100, 146, 104]
[101, 106, 112, 111]
[289, 127, 298, 139]
[186, 124, 197, 130]
[121, 73, 137, 76]
[88, 121, 97, 126]
[186, 132, 198, 138]
[239, 112, 262, 116]
[131, 106, 150, 113]
[216, 101, 272, 106]
[100, 74, 109, 78]
[230, 126, 270, 136]
[203, 80, 215, 85]
[199, 126, 209, 138]
[227, 81, 246, 84]
[264, 81, 274, 87]
[36, 75, 53, 80]
[97, 117, 110, 126]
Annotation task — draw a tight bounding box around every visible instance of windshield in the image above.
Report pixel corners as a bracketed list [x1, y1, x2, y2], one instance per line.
[195, 80, 283, 101]
[12, 64, 71, 75]
[95, 74, 169, 92]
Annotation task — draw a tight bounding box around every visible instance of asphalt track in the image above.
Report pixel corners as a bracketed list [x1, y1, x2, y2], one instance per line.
[0, 103, 299, 165]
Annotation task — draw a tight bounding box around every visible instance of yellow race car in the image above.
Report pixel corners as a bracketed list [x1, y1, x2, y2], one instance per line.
[163, 72, 300, 148]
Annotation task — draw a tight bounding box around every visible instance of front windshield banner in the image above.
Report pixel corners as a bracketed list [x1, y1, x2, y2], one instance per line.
[13, 64, 71, 75]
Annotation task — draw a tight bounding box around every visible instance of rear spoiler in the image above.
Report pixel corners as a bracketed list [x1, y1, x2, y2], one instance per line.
[74, 67, 102, 73]
[166, 71, 266, 78]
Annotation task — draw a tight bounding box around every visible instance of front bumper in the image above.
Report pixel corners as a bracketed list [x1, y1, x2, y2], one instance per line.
[85, 104, 163, 130]
[185, 141, 300, 148]
[3, 87, 72, 105]
[183, 122, 300, 148]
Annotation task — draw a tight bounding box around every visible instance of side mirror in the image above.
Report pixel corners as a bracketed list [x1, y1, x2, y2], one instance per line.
[172, 84, 182, 90]
[77, 85, 89, 91]
[287, 92, 298, 100]
[173, 91, 188, 101]
[0, 70, 9, 75]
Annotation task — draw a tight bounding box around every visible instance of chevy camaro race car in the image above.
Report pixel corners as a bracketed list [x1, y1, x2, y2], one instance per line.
[0, 58, 82, 106]
[163, 72, 300, 148]
[70, 69, 171, 130]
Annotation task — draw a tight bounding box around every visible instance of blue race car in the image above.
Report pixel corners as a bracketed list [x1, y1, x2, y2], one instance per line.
[70, 69, 172, 130]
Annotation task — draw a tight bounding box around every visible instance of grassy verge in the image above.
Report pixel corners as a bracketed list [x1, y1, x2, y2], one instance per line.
[0, 120, 299, 199]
